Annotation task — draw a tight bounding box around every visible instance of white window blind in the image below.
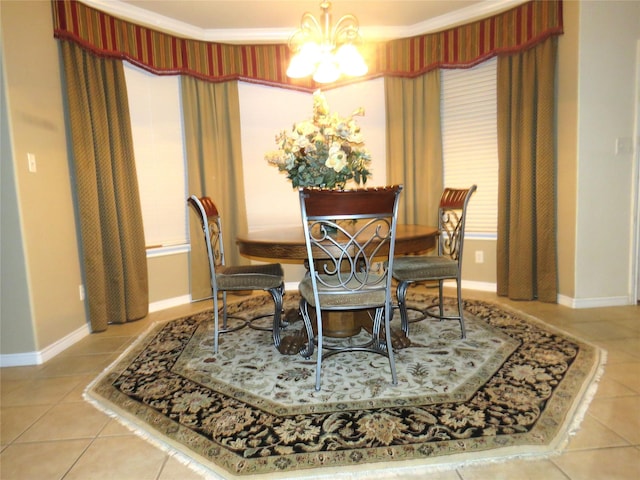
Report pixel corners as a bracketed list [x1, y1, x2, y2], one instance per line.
[124, 63, 188, 248]
[441, 57, 498, 235]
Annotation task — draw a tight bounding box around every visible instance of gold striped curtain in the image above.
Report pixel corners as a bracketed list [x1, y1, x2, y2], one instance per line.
[182, 78, 249, 301]
[52, 0, 563, 92]
[384, 71, 443, 226]
[60, 40, 149, 331]
[496, 37, 558, 302]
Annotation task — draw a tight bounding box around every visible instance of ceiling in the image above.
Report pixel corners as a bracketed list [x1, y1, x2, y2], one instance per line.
[85, 0, 526, 43]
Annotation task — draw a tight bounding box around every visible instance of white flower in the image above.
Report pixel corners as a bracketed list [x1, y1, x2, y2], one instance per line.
[325, 142, 348, 172]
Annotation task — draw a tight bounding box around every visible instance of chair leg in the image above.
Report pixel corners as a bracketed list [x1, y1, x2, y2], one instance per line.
[456, 279, 466, 339]
[314, 303, 324, 391]
[220, 291, 230, 331]
[298, 299, 315, 359]
[396, 281, 411, 336]
[212, 289, 220, 354]
[438, 280, 445, 319]
[382, 305, 398, 385]
[269, 283, 285, 348]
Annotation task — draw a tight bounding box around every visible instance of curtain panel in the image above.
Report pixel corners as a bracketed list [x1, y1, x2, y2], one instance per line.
[384, 72, 443, 226]
[182, 78, 249, 301]
[52, 0, 563, 92]
[496, 37, 558, 302]
[60, 40, 149, 331]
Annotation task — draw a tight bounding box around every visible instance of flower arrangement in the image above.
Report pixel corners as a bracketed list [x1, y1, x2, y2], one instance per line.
[265, 90, 371, 189]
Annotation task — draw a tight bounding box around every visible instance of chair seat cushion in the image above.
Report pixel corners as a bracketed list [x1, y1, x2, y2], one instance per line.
[392, 255, 458, 281]
[216, 263, 284, 290]
[298, 275, 387, 309]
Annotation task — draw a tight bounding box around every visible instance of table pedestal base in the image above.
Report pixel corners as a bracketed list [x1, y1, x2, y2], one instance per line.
[277, 308, 411, 355]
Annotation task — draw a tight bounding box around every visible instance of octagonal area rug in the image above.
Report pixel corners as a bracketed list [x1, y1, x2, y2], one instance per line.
[85, 292, 605, 479]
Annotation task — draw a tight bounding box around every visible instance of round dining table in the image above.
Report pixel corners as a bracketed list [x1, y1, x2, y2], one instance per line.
[237, 224, 438, 261]
[236, 224, 438, 354]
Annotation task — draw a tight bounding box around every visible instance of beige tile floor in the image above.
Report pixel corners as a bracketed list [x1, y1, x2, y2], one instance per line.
[1, 289, 639, 480]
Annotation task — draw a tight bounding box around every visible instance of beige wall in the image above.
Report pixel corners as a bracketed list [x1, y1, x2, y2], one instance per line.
[1, 0, 86, 356]
[573, 0, 640, 305]
[1, 0, 638, 362]
[556, 0, 580, 301]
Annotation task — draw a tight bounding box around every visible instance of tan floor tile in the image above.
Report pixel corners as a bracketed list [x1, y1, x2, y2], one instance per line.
[384, 468, 462, 480]
[1, 375, 86, 407]
[63, 436, 167, 480]
[157, 456, 209, 480]
[89, 319, 155, 338]
[552, 446, 640, 479]
[0, 405, 50, 445]
[15, 401, 110, 442]
[603, 362, 640, 393]
[587, 396, 640, 444]
[566, 414, 630, 450]
[594, 375, 638, 399]
[35, 353, 118, 378]
[60, 335, 134, 356]
[99, 418, 138, 437]
[0, 365, 43, 381]
[0, 439, 90, 480]
[599, 338, 640, 363]
[60, 375, 97, 403]
[0, 378, 24, 397]
[556, 321, 635, 343]
[458, 457, 567, 479]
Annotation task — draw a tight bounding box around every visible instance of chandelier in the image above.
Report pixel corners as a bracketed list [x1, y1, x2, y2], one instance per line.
[286, 1, 368, 84]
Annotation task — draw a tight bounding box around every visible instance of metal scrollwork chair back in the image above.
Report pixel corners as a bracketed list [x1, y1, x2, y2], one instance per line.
[188, 195, 285, 353]
[392, 185, 477, 339]
[298, 185, 403, 391]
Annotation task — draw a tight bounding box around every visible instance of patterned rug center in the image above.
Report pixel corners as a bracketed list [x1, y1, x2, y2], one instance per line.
[173, 296, 519, 415]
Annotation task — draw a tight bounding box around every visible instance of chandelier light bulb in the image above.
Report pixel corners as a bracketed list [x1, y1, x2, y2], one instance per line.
[313, 56, 341, 83]
[335, 44, 368, 77]
[286, 43, 321, 78]
[286, 1, 367, 83]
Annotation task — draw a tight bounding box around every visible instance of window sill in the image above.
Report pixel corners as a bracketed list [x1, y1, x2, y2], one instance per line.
[146, 244, 190, 258]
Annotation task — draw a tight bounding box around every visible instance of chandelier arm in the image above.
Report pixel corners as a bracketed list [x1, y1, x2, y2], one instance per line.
[332, 15, 361, 45]
[289, 12, 322, 51]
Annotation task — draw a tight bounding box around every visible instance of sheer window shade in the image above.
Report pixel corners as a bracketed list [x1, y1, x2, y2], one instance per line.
[441, 58, 498, 235]
[124, 63, 188, 248]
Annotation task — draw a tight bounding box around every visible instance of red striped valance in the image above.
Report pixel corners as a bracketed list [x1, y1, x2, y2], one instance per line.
[52, 0, 563, 92]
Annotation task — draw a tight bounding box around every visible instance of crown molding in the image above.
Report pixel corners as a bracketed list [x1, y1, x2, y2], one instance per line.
[79, 0, 528, 44]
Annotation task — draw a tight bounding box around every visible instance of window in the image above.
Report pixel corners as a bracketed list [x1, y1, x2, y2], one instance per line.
[124, 63, 188, 249]
[441, 58, 498, 236]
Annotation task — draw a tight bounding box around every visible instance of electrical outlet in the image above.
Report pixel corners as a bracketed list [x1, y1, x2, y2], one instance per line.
[615, 137, 633, 155]
[27, 153, 37, 173]
[79, 284, 85, 301]
[475, 250, 484, 264]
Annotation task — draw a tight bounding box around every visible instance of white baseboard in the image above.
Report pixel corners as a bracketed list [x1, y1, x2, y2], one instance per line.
[149, 294, 192, 313]
[460, 280, 497, 292]
[0, 323, 90, 367]
[558, 294, 634, 309]
[0, 296, 190, 368]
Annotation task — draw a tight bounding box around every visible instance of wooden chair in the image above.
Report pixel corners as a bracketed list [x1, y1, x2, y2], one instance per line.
[297, 185, 403, 391]
[188, 195, 285, 353]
